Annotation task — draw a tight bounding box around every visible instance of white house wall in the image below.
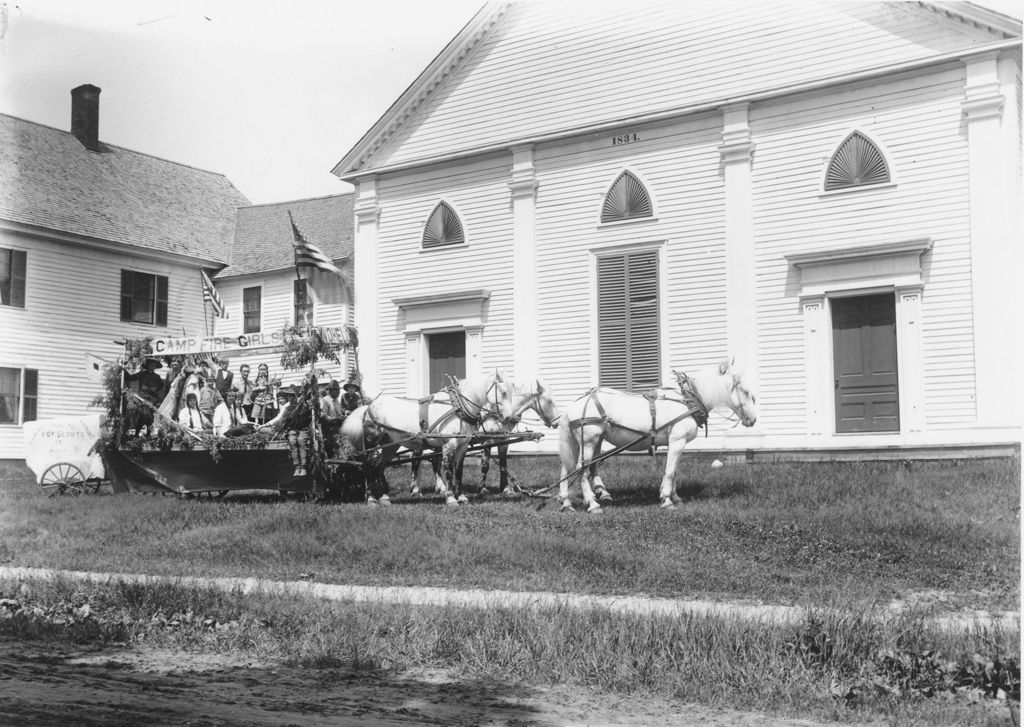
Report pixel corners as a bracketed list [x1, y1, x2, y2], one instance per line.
[0, 229, 210, 460]
[211, 273, 351, 387]
[751, 64, 975, 443]
[533, 115, 730, 413]
[374, 157, 516, 395]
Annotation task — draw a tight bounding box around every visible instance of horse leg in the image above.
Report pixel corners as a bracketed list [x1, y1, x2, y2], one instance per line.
[557, 415, 581, 512]
[659, 426, 696, 509]
[578, 433, 603, 514]
[409, 457, 423, 496]
[498, 444, 514, 496]
[479, 446, 492, 493]
[591, 462, 612, 503]
[440, 440, 461, 506]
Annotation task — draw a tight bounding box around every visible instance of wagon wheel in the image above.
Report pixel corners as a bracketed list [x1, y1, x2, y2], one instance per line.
[40, 463, 87, 497]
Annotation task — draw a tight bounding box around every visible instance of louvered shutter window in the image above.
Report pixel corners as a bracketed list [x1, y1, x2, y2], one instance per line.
[422, 202, 465, 249]
[597, 250, 660, 392]
[825, 133, 890, 191]
[601, 171, 653, 223]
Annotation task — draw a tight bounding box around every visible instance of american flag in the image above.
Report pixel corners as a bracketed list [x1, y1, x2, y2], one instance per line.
[200, 269, 228, 318]
[289, 211, 344, 278]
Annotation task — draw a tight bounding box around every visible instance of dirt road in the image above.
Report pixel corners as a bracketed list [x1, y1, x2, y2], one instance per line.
[0, 640, 836, 727]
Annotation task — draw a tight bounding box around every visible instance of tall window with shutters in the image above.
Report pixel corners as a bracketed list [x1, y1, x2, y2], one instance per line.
[0, 247, 26, 308]
[597, 250, 660, 392]
[120, 270, 168, 326]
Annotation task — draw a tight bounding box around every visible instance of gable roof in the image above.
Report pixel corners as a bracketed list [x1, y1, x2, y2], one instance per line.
[0, 113, 249, 263]
[334, 0, 1022, 178]
[217, 193, 354, 278]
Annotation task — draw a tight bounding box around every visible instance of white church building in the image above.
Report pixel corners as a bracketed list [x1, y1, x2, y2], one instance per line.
[333, 1, 1022, 456]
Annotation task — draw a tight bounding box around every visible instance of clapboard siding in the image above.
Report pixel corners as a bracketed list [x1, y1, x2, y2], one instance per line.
[0, 231, 209, 459]
[374, 2, 1001, 169]
[533, 115, 729, 421]
[374, 158, 516, 394]
[750, 65, 975, 435]
[210, 273, 351, 387]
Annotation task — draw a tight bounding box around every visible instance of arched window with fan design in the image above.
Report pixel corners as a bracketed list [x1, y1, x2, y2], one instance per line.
[421, 201, 466, 249]
[824, 132, 891, 191]
[601, 170, 653, 223]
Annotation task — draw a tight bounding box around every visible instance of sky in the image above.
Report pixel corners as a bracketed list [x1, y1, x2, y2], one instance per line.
[1, 0, 1021, 206]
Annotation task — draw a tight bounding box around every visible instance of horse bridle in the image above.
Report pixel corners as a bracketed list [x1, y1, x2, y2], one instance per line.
[444, 376, 507, 427]
[506, 382, 558, 428]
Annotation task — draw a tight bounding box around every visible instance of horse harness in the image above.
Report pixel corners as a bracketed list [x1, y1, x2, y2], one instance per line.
[567, 374, 710, 452]
[360, 380, 505, 452]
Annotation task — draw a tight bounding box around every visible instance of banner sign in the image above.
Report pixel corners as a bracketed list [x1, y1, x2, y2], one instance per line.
[150, 326, 353, 357]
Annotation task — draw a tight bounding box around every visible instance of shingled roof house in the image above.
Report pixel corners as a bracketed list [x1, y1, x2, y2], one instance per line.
[210, 194, 355, 388]
[335, 1, 1021, 457]
[0, 85, 250, 459]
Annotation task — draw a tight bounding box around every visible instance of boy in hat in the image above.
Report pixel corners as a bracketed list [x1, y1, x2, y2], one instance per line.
[341, 376, 365, 414]
[319, 379, 345, 456]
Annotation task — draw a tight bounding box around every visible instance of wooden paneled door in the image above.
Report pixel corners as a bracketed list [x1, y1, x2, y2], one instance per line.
[427, 331, 466, 394]
[832, 294, 900, 433]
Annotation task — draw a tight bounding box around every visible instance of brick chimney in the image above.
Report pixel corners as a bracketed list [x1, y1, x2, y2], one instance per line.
[70, 84, 101, 151]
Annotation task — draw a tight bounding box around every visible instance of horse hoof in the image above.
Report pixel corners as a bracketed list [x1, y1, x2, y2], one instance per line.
[502, 487, 516, 498]
[587, 503, 603, 514]
[379, 495, 391, 506]
[559, 501, 576, 513]
[410, 486, 421, 497]
[660, 499, 676, 510]
[445, 497, 460, 507]
[597, 490, 613, 503]
[457, 494, 469, 504]
[367, 498, 379, 507]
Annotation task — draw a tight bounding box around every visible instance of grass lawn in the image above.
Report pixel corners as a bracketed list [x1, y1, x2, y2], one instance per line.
[0, 455, 1018, 613]
[0, 455, 1018, 726]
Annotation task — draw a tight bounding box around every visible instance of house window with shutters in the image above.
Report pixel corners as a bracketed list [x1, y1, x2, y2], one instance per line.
[120, 270, 168, 326]
[422, 201, 465, 249]
[601, 171, 653, 223]
[243, 286, 262, 333]
[0, 367, 37, 425]
[294, 279, 313, 326]
[597, 249, 660, 391]
[0, 247, 26, 308]
[824, 132, 891, 191]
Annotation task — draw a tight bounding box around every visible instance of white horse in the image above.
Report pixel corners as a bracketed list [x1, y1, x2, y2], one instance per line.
[340, 373, 512, 506]
[416, 375, 562, 503]
[557, 360, 757, 512]
[469, 377, 562, 496]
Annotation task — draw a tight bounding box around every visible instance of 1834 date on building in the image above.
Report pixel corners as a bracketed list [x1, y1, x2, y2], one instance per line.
[611, 132, 639, 146]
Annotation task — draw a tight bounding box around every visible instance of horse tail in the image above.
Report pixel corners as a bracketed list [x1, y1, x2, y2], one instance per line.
[557, 411, 579, 483]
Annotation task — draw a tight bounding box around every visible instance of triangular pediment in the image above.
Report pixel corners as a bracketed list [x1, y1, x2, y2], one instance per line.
[334, 1, 1021, 180]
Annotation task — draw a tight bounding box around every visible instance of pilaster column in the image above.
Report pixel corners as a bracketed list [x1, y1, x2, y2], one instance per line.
[719, 103, 759, 393]
[800, 295, 829, 435]
[895, 286, 925, 433]
[509, 145, 540, 380]
[353, 177, 381, 394]
[961, 53, 1020, 429]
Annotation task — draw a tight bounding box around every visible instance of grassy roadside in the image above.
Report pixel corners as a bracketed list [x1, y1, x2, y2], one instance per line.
[0, 575, 1017, 726]
[1, 457, 1018, 612]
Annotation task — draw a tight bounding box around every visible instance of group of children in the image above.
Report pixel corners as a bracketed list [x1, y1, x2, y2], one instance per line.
[125, 355, 367, 478]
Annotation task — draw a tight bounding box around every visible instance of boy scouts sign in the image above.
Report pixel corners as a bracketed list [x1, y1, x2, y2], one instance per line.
[150, 326, 353, 356]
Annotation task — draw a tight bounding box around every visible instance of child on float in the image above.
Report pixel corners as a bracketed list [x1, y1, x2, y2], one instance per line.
[259, 386, 314, 477]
